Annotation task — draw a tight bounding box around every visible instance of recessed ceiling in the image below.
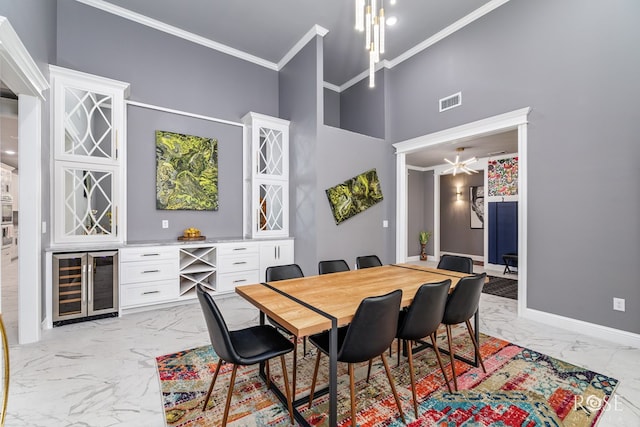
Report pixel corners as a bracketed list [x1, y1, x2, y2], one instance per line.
[406, 130, 518, 168]
[96, 0, 497, 87]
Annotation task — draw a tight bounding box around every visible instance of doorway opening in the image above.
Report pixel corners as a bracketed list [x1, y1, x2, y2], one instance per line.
[0, 86, 19, 344]
[394, 107, 530, 315]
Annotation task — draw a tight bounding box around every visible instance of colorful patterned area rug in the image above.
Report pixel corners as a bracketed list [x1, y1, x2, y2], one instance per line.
[156, 326, 618, 426]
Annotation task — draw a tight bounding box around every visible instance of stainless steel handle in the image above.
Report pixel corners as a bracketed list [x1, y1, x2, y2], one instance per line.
[233, 262, 247, 265]
[233, 247, 247, 251]
[233, 279, 247, 284]
[142, 253, 160, 257]
[142, 291, 160, 295]
[142, 269, 160, 274]
[81, 263, 87, 304]
[87, 262, 93, 304]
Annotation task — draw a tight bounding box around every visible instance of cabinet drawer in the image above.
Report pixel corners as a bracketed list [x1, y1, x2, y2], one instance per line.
[120, 280, 178, 307]
[217, 243, 258, 256]
[218, 253, 259, 273]
[120, 260, 178, 284]
[217, 270, 259, 293]
[119, 246, 177, 262]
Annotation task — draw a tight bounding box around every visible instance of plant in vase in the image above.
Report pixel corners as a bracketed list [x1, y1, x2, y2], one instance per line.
[419, 231, 431, 261]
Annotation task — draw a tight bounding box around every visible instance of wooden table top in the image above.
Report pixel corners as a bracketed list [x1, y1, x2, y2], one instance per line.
[235, 264, 478, 338]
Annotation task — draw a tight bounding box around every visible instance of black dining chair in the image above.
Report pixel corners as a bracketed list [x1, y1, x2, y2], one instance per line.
[442, 273, 487, 391]
[308, 289, 406, 425]
[437, 254, 473, 274]
[318, 259, 350, 275]
[355, 254, 382, 269]
[265, 263, 305, 399]
[395, 280, 453, 417]
[196, 285, 294, 426]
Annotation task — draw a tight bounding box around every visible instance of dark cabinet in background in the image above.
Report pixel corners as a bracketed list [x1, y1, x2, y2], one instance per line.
[53, 251, 119, 326]
[488, 202, 518, 265]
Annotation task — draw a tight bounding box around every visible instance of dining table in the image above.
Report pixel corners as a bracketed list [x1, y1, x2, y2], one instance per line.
[235, 263, 481, 427]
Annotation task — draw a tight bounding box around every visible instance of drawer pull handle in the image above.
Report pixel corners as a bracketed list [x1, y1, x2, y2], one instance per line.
[233, 279, 247, 284]
[142, 253, 160, 257]
[142, 291, 160, 295]
[142, 269, 160, 274]
[233, 248, 247, 251]
[233, 261, 247, 265]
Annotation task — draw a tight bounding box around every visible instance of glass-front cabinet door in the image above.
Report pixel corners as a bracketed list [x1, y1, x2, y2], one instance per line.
[53, 253, 87, 322]
[88, 251, 118, 315]
[50, 66, 129, 244]
[243, 113, 290, 238]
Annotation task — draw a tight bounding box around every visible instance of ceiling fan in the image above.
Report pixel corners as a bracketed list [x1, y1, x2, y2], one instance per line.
[443, 147, 479, 176]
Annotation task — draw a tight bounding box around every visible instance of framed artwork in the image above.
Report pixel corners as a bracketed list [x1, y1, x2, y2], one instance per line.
[156, 130, 218, 210]
[470, 185, 484, 229]
[325, 168, 383, 225]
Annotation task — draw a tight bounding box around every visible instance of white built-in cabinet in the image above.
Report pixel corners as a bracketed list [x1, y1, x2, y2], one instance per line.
[259, 240, 294, 281]
[242, 112, 290, 238]
[118, 239, 292, 311]
[50, 66, 130, 245]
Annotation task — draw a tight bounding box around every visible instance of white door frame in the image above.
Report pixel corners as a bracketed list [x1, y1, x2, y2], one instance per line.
[0, 16, 49, 344]
[393, 107, 531, 315]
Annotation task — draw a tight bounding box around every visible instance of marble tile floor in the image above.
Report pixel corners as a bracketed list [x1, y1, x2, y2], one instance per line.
[4, 274, 640, 426]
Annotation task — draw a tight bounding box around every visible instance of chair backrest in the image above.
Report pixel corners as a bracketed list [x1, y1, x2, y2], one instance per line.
[442, 273, 487, 324]
[265, 264, 304, 282]
[196, 284, 239, 364]
[355, 255, 382, 269]
[338, 289, 402, 363]
[437, 254, 473, 274]
[318, 259, 350, 275]
[397, 280, 451, 341]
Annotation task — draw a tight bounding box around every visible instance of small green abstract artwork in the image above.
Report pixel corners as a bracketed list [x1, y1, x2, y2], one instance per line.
[326, 168, 383, 225]
[156, 130, 218, 211]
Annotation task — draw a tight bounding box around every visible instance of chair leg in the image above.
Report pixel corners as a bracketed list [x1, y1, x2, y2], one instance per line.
[202, 359, 224, 411]
[349, 363, 357, 427]
[366, 359, 373, 383]
[303, 336, 307, 357]
[308, 351, 322, 408]
[381, 353, 406, 424]
[406, 340, 419, 418]
[445, 325, 458, 391]
[430, 333, 452, 393]
[221, 364, 238, 427]
[265, 359, 271, 388]
[280, 355, 295, 425]
[292, 337, 298, 400]
[397, 338, 401, 367]
[465, 319, 486, 373]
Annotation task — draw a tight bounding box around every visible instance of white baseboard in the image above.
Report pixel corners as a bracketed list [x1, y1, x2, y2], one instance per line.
[406, 255, 421, 262]
[522, 308, 640, 349]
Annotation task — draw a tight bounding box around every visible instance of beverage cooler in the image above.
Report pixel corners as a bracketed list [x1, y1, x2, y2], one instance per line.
[53, 251, 119, 326]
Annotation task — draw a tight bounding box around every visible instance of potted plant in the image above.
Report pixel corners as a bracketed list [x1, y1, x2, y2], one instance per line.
[419, 231, 431, 261]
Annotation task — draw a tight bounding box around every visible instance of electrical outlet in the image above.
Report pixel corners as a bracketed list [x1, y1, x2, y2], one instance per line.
[613, 297, 625, 312]
[162, 220, 169, 229]
[383, 220, 389, 228]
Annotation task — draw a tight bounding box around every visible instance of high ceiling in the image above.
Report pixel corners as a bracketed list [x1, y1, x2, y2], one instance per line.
[97, 0, 497, 87]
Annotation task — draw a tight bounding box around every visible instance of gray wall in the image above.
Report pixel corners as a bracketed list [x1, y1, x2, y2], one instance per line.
[407, 169, 434, 257]
[440, 173, 484, 256]
[56, 0, 279, 241]
[340, 69, 385, 139]
[388, 0, 640, 333]
[280, 37, 321, 276]
[0, 0, 57, 321]
[323, 88, 340, 128]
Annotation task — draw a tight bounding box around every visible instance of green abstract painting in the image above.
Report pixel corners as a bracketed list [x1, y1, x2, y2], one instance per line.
[326, 168, 383, 225]
[156, 130, 218, 211]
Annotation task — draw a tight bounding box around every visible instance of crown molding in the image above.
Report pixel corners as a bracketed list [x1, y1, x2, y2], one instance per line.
[0, 16, 49, 98]
[75, 0, 511, 90]
[330, 0, 512, 92]
[279, 25, 328, 70]
[73, 0, 278, 71]
[389, 0, 512, 69]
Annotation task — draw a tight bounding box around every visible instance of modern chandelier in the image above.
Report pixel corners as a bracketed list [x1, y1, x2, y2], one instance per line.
[355, 0, 396, 87]
[443, 147, 479, 176]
